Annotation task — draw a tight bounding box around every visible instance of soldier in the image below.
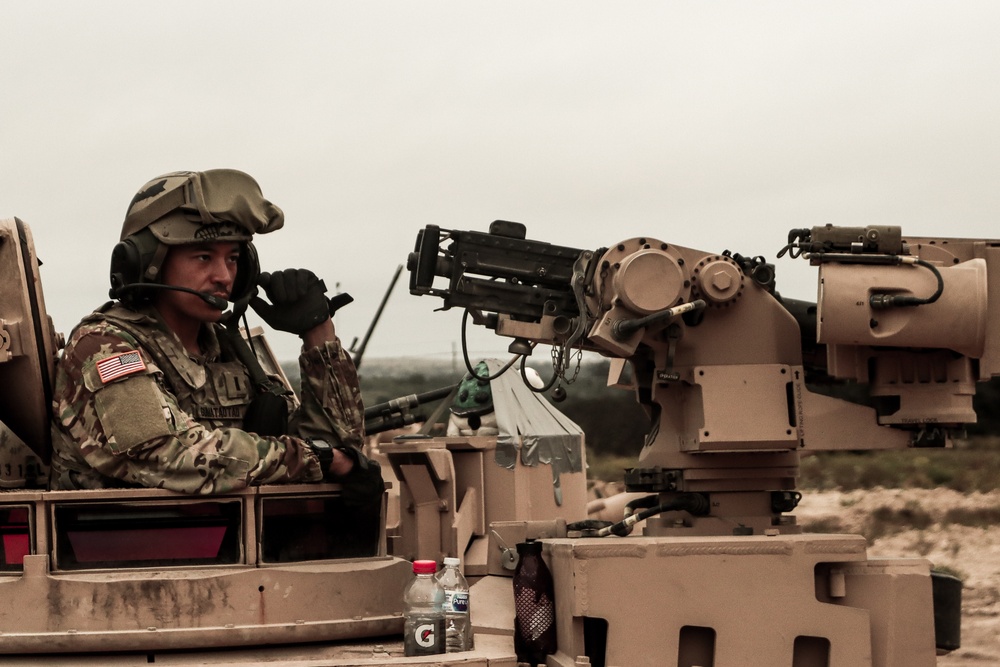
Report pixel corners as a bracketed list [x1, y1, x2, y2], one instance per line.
[50, 169, 381, 503]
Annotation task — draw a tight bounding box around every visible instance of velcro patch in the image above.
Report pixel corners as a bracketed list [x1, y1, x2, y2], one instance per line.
[96, 351, 147, 384]
[95, 374, 175, 452]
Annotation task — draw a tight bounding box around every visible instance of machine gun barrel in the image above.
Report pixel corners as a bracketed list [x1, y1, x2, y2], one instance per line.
[363, 384, 459, 435]
[363, 385, 458, 420]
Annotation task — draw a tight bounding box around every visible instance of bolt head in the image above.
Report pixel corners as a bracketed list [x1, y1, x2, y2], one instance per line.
[710, 270, 733, 290]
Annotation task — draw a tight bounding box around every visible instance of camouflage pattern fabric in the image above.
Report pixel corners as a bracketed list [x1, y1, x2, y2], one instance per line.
[50, 302, 365, 494]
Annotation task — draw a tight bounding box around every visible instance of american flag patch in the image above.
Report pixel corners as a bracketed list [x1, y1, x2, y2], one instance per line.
[96, 351, 147, 384]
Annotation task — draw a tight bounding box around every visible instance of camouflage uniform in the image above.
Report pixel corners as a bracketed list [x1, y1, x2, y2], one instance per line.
[49, 301, 365, 493]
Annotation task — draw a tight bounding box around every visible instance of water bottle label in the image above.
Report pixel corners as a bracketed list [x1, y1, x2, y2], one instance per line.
[444, 590, 470, 613]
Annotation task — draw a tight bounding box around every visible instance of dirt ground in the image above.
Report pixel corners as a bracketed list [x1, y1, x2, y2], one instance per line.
[795, 488, 1000, 665]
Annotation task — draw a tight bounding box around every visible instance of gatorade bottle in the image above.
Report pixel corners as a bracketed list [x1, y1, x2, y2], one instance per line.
[513, 539, 557, 665]
[403, 559, 445, 656]
[436, 556, 472, 652]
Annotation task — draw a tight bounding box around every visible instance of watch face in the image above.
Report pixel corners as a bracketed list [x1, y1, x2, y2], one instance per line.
[309, 439, 334, 469]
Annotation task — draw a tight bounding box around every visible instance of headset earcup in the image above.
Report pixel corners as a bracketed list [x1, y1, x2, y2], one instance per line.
[232, 242, 260, 303]
[110, 230, 164, 304]
[109, 239, 142, 300]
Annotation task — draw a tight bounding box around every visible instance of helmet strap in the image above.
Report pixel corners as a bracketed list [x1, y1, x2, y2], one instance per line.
[142, 241, 170, 282]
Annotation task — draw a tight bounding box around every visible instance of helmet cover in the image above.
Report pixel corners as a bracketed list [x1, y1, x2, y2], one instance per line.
[120, 169, 284, 244]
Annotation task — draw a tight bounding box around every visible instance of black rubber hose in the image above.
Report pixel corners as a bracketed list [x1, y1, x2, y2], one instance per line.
[598, 493, 710, 537]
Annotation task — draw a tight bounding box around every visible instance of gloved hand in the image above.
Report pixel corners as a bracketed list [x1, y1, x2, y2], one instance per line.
[335, 447, 385, 512]
[250, 269, 352, 335]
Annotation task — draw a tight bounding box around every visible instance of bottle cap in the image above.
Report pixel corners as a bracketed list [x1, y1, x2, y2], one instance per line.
[443, 557, 460, 567]
[412, 559, 437, 574]
[516, 538, 543, 555]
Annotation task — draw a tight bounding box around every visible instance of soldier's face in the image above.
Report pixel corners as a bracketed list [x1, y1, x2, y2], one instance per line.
[156, 242, 241, 324]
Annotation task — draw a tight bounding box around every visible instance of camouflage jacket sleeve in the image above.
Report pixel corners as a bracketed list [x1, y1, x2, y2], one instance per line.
[288, 338, 366, 454]
[52, 325, 323, 494]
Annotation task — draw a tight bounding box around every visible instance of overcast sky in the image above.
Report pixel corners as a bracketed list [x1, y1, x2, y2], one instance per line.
[3, 2, 1000, 364]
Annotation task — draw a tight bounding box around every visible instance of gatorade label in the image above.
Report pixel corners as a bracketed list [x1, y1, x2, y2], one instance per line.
[405, 617, 444, 656]
[415, 622, 436, 648]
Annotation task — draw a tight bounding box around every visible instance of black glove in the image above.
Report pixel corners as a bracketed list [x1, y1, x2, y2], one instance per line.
[335, 448, 385, 512]
[250, 269, 352, 335]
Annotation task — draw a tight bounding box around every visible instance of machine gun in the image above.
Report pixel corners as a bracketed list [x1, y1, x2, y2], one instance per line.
[409, 221, 1000, 537]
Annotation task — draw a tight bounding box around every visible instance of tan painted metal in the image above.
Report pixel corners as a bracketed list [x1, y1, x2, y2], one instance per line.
[545, 535, 936, 667]
[0, 218, 58, 470]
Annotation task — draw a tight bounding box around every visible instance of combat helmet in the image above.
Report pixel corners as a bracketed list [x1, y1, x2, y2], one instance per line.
[109, 169, 283, 308]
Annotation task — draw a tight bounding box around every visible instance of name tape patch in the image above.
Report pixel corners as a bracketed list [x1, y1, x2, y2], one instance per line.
[96, 351, 147, 384]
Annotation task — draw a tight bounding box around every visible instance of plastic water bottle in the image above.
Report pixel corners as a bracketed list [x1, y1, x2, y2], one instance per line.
[436, 556, 472, 652]
[513, 539, 557, 665]
[403, 559, 445, 656]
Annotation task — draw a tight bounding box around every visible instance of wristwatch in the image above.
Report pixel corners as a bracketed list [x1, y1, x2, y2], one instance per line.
[307, 439, 364, 480]
[306, 438, 334, 475]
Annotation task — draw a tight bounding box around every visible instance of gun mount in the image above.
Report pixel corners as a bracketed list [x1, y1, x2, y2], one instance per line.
[409, 221, 1000, 538]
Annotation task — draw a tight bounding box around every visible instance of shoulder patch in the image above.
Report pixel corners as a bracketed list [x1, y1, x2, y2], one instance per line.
[95, 351, 147, 384]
